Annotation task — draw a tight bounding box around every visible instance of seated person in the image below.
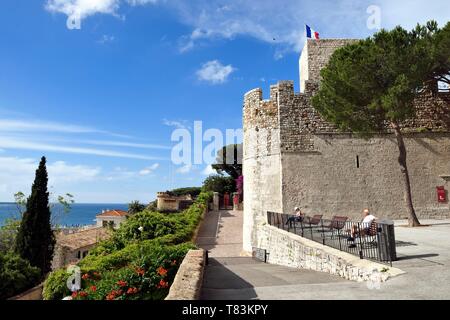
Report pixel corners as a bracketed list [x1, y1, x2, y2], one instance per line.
[347, 209, 377, 247]
[286, 207, 305, 226]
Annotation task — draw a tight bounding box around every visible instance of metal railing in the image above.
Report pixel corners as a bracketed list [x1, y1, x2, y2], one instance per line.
[267, 212, 396, 265]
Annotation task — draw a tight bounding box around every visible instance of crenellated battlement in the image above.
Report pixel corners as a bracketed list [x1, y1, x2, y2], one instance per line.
[244, 39, 450, 154]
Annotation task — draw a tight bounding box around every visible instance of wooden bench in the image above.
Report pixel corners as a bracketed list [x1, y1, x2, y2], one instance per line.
[324, 216, 348, 231]
[299, 215, 323, 229]
[347, 220, 380, 249]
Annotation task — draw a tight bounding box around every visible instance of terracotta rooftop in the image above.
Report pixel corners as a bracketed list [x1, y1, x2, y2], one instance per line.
[56, 227, 110, 250]
[96, 209, 129, 217]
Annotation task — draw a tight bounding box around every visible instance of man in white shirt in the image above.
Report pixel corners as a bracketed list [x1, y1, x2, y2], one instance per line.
[347, 209, 377, 247]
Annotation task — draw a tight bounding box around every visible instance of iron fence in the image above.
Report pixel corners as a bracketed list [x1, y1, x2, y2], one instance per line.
[267, 212, 396, 265]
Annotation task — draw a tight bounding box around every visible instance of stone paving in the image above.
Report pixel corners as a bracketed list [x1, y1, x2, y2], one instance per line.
[196, 210, 245, 258]
[197, 211, 450, 300]
[197, 210, 350, 300]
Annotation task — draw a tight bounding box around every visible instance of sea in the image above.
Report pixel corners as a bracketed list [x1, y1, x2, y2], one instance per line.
[0, 203, 129, 227]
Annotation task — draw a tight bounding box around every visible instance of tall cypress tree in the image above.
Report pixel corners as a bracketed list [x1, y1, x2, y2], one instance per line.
[15, 157, 55, 276]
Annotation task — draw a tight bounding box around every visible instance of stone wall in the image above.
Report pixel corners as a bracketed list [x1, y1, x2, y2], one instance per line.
[282, 133, 450, 220]
[165, 249, 206, 300]
[258, 225, 404, 282]
[9, 283, 43, 300]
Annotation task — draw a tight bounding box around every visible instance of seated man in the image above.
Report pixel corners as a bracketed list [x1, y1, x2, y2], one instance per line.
[286, 207, 305, 227]
[347, 209, 377, 248]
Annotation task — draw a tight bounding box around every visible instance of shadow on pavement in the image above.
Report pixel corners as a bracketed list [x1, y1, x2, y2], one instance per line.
[201, 257, 258, 300]
[396, 253, 439, 261]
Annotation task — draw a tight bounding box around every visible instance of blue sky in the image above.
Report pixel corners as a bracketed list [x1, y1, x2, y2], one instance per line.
[0, 0, 449, 203]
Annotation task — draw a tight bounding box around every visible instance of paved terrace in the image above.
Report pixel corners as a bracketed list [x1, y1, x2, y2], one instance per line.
[196, 211, 450, 300]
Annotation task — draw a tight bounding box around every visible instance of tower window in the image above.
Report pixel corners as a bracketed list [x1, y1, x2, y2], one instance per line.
[356, 155, 360, 168]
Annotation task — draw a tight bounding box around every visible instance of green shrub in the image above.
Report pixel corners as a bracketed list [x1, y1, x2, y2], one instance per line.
[0, 252, 41, 299]
[112, 211, 184, 247]
[73, 242, 195, 300]
[43, 191, 210, 300]
[166, 187, 202, 198]
[42, 268, 71, 300]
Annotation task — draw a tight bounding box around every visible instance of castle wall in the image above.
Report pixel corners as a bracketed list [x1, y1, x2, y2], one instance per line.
[242, 88, 283, 253]
[281, 133, 450, 220]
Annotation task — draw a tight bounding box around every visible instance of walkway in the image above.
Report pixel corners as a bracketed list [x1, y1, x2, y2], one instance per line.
[196, 211, 450, 300]
[196, 210, 349, 300]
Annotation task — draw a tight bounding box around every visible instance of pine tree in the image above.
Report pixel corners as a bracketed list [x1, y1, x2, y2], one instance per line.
[15, 157, 55, 276]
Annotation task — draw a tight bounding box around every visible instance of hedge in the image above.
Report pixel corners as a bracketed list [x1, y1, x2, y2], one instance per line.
[0, 252, 41, 300]
[43, 191, 212, 300]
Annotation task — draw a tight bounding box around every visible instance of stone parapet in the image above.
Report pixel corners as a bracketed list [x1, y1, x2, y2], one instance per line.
[8, 283, 44, 300]
[259, 225, 404, 282]
[165, 249, 207, 300]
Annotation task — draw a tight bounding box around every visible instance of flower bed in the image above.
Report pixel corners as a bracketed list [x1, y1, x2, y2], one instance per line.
[43, 192, 212, 300]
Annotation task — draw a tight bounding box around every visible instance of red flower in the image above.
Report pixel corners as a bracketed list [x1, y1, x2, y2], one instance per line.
[106, 289, 123, 300]
[106, 293, 116, 300]
[117, 280, 127, 287]
[71, 291, 78, 298]
[126, 287, 139, 295]
[82, 274, 90, 280]
[79, 291, 88, 298]
[157, 267, 168, 277]
[90, 286, 97, 292]
[156, 279, 169, 289]
[136, 268, 145, 276]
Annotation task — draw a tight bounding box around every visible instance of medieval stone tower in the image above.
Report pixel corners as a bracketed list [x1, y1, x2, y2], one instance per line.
[242, 39, 450, 253]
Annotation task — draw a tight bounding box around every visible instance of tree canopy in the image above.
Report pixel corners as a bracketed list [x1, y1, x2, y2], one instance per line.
[211, 144, 243, 179]
[312, 21, 449, 135]
[202, 175, 236, 194]
[128, 200, 146, 215]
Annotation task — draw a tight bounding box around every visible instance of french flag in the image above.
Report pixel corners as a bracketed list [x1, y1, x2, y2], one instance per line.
[306, 25, 320, 40]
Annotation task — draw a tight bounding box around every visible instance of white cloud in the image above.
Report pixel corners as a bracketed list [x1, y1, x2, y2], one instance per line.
[202, 165, 216, 176]
[139, 163, 160, 176]
[44, 0, 450, 57]
[45, 0, 121, 21]
[377, 0, 450, 30]
[176, 164, 192, 174]
[196, 60, 236, 84]
[0, 117, 166, 161]
[0, 119, 101, 134]
[45, 0, 159, 24]
[48, 161, 101, 183]
[126, 0, 158, 5]
[0, 137, 164, 161]
[162, 119, 191, 130]
[0, 118, 131, 138]
[81, 140, 171, 150]
[0, 157, 101, 200]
